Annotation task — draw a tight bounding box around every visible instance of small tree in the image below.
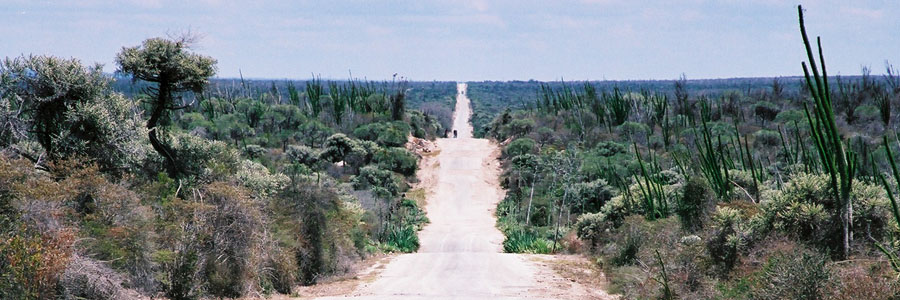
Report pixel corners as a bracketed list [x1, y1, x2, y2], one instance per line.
[512, 154, 541, 226]
[116, 35, 217, 177]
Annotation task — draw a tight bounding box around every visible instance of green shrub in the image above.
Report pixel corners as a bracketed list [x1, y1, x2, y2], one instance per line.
[594, 141, 629, 157]
[728, 169, 758, 200]
[502, 227, 553, 254]
[0, 55, 148, 173]
[243, 144, 266, 159]
[503, 118, 536, 138]
[504, 138, 536, 158]
[383, 225, 419, 253]
[677, 177, 711, 232]
[353, 166, 401, 197]
[296, 120, 334, 147]
[596, 195, 632, 229]
[320, 133, 355, 163]
[754, 101, 780, 121]
[575, 212, 607, 249]
[572, 179, 614, 213]
[374, 147, 418, 177]
[169, 132, 240, 179]
[706, 121, 736, 138]
[759, 173, 833, 244]
[707, 206, 749, 276]
[286, 145, 320, 167]
[344, 140, 377, 172]
[750, 249, 831, 300]
[407, 110, 442, 138]
[617, 121, 650, 138]
[353, 121, 410, 147]
[757, 173, 889, 252]
[235, 160, 290, 198]
[753, 129, 780, 148]
[775, 109, 806, 124]
[580, 146, 635, 182]
[536, 127, 555, 146]
[854, 105, 880, 123]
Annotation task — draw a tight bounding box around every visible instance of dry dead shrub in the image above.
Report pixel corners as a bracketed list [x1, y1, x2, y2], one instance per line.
[272, 178, 366, 286]
[58, 255, 147, 300]
[1, 156, 76, 298]
[197, 181, 267, 298]
[825, 263, 900, 300]
[267, 246, 298, 294]
[563, 230, 584, 253]
[53, 159, 157, 294]
[0, 219, 75, 299]
[732, 236, 798, 279]
[1, 156, 160, 298]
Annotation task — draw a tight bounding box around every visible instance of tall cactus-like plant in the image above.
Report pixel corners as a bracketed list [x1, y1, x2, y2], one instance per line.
[306, 75, 324, 117]
[695, 119, 731, 200]
[634, 143, 667, 220]
[876, 136, 900, 276]
[606, 87, 631, 126]
[798, 5, 857, 259]
[327, 81, 347, 125]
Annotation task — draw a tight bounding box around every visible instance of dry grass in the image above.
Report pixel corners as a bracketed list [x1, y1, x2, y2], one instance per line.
[247, 254, 394, 300]
[528, 254, 620, 300]
[405, 188, 427, 208]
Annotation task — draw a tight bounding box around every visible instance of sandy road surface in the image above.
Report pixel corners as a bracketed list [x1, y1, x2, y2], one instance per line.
[317, 83, 610, 300]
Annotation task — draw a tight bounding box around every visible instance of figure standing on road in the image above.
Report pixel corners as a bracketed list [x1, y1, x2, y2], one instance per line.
[453, 130, 458, 138]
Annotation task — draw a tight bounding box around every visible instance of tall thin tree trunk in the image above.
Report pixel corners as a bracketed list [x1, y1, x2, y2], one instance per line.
[525, 179, 535, 226]
[552, 189, 568, 252]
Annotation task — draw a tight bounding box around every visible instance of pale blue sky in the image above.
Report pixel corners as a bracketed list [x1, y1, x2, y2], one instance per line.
[2, 0, 898, 81]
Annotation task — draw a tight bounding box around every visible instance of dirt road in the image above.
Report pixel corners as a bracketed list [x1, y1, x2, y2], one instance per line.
[316, 83, 610, 300]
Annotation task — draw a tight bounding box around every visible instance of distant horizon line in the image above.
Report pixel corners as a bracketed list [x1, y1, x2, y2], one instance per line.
[198, 74, 885, 83]
[107, 72, 886, 83]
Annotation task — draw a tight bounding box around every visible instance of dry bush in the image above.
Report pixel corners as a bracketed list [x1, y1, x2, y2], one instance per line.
[598, 216, 683, 299]
[53, 160, 157, 293]
[58, 255, 147, 300]
[1, 156, 163, 298]
[562, 230, 584, 253]
[266, 246, 298, 294]
[197, 181, 267, 298]
[272, 178, 366, 286]
[0, 156, 76, 298]
[825, 263, 900, 300]
[750, 247, 831, 300]
[0, 225, 75, 299]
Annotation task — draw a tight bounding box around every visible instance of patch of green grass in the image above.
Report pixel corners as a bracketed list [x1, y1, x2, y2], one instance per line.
[502, 227, 553, 254]
[382, 226, 420, 253]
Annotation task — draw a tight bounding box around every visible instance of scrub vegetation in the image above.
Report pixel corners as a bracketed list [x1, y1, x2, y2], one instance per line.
[484, 6, 900, 299]
[0, 36, 451, 299]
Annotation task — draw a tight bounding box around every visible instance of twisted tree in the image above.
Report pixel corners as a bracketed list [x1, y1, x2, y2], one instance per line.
[116, 36, 217, 177]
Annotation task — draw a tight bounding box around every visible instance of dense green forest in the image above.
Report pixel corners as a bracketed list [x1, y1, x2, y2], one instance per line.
[484, 7, 900, 299]
[0, 37, 454, 299]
